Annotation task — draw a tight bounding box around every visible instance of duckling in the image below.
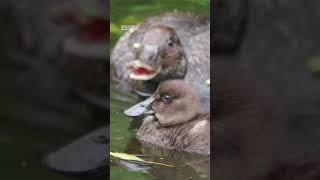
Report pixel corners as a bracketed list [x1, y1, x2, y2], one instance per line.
[124, 80, 210, 155]
[112, 12, 210, 108]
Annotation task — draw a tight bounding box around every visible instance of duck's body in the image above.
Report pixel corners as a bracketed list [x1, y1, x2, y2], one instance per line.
[185, 28, 210, 107]
[125, 80, 210, 155]
[111, 12, 210, 108]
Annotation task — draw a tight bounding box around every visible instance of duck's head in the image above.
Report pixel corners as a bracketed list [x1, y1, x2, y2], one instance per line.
[124, 80, 201, 126]
[127, 25, 187, 81]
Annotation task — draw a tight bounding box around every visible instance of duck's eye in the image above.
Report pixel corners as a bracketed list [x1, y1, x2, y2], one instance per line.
[162, 94, 172, 102]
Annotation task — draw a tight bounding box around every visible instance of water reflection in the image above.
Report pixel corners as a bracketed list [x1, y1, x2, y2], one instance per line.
[116, 135, 209, 180]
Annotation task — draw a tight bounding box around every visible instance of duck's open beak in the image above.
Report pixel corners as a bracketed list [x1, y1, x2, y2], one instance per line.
[124, 96, 155, 117]
[126, 44, 162, 81]
[127, 60, 162, 81]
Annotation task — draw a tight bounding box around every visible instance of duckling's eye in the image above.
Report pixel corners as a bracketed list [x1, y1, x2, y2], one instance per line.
[162, 94, 172, 102]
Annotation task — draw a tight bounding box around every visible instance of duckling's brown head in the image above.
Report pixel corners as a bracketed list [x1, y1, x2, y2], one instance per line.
[127, 25, 187, 81]
[125, 80, 201, 126]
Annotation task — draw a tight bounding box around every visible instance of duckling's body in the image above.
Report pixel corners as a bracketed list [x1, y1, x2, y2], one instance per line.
[125, 80, 210, 155]
[112, 12, 210, 108]
[138, 113, 210, 155]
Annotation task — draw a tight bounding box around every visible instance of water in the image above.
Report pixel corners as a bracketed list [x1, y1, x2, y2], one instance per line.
[110, 82, 210, 180]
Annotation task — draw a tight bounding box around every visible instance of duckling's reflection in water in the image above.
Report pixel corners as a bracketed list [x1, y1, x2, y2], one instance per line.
[142, 144, 210, 180]
[119, 137, 210, 180]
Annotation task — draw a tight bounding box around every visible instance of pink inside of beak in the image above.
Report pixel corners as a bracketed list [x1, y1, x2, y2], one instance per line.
[127, 62, 155, 76]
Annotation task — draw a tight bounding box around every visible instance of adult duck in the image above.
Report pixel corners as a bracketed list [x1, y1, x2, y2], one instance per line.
[111, 12, 210, 108]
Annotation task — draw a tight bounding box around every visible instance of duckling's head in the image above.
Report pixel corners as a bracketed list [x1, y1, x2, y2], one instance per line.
[127, 25, 187, 81]
[125, 80, 202, 126]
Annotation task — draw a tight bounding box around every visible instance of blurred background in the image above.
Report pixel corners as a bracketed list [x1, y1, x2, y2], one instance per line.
[0, 0, 108, 179]
[110, 0, 210, 47]
[214, 0, 320, 157]
[214, 0, 320, 179]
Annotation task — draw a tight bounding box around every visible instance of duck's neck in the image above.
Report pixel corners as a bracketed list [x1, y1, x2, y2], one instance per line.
[136, 55, 188, 96]
[134, 54, 188, 97]
[153, 54, 188, 82]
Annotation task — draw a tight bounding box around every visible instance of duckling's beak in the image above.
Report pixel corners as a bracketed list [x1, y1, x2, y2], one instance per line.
[124, 96, 155, 117]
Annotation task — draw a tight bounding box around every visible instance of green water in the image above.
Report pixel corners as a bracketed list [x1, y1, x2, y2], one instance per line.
[109, 83, 149, 179]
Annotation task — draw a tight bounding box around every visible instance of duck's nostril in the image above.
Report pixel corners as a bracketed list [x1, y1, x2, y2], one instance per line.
[140, 103, 145, 107]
